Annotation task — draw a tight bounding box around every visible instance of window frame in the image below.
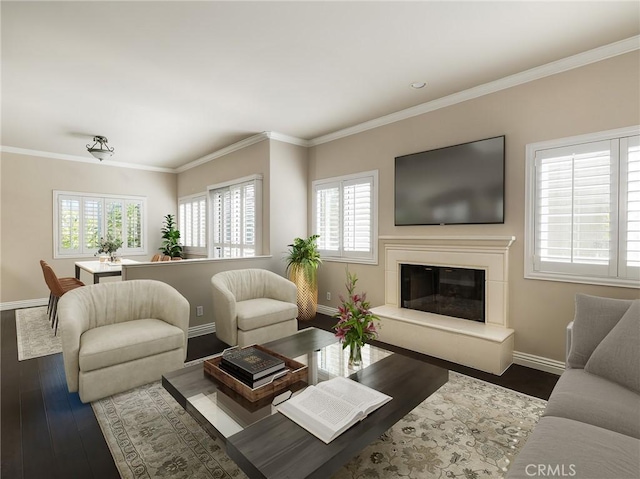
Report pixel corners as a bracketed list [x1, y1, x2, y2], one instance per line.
[178, 193, 207, 256]
[207, 174, 263, 259]
[312, 170, 378, 265]
[524, 125, 640, 288]
[53, 190, 147, 259]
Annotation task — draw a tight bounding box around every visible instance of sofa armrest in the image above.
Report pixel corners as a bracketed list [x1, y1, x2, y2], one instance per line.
[58, 290, 92, 393]
[566, 321, 574, 369]
[267, 274, 297, 304]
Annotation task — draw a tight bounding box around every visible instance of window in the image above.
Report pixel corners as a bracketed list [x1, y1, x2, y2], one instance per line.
[178, 194, 207, 255]
[208, 175, 262, 258]
[525, 126, 639, 287]
[312, 170, 378, 263]
[54, 191, 146, 258]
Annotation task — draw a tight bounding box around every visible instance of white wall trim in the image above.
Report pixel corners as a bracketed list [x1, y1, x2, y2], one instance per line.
[0, 146, 175, 173]
[188, 322, 216, 338]
[513, 351, 565, 376]
[309, 35, 640, 146]
[266, 131, 310, 147]
[316, 304, 338, 317]
[1, 298, 49, 311]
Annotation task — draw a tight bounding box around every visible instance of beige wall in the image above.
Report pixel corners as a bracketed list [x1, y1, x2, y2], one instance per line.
[269, 140, 309, 276]
[310, 52, 640, 362]
[0, 153, 177, 303]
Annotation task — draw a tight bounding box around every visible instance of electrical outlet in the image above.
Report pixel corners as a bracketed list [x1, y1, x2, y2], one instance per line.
[326, 292, 331, 301]
[196, 306, 204, 317]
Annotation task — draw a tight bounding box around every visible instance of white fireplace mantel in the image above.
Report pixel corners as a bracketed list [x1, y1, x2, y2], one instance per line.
[371, 236, 516, 374]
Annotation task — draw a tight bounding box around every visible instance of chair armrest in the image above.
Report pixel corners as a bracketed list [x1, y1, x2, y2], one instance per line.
[267, 274, 297, 304]
[566, 321, 574, 369]
[212, 276, 238, 346]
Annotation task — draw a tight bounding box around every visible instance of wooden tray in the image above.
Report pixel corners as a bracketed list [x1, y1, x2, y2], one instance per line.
[204, 344, 308, 402]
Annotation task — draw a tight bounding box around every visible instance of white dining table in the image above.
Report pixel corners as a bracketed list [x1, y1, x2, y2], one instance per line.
[74, 259, 139, 284]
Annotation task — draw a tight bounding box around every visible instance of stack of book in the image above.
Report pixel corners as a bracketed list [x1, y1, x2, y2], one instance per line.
[220, 346, 287, 389]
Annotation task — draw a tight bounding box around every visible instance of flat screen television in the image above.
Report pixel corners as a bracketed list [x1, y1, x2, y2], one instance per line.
[395, 135, 505, 225]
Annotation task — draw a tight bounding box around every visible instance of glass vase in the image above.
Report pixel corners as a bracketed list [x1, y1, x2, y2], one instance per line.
[348, 342, 363, 367]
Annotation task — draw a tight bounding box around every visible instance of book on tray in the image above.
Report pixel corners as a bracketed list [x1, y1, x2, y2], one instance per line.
[277, 376, 392, 444]
[221, 346, 286, 382]
[219, 362, 288, 389]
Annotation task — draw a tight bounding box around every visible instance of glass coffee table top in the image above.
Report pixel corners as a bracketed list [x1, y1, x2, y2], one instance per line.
[181, 340, 392, 439]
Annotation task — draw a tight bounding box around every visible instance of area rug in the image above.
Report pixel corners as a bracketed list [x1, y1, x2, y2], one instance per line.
[15, 306, 62, 361]
[92, 371, 546, 479]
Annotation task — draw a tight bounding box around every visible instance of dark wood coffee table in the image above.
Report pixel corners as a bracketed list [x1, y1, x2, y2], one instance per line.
[163, 328, 448, 479]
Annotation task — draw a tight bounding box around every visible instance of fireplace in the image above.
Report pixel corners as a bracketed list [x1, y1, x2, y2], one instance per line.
[371, 237, 515, 375]
[400, 264, 485, 322]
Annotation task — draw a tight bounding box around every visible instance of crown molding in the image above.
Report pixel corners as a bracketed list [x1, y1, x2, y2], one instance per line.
[0, 146, 176, 173]
[266, 131, 310, 147]
[308, 35, 640, 147]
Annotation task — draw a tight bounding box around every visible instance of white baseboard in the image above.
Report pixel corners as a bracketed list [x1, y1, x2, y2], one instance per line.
[188, 322, 216, 338]
[513, 351, 565, 375]
[316, 304, 338, 317]
[1, 298, 49, 311]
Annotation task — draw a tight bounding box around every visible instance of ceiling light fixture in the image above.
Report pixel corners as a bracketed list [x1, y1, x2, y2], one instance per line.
[86, 135, 114, 161]
[410, 82, 427, 89]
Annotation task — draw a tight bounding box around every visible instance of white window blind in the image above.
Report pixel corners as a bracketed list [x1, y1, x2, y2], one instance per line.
[313, 170, 377, 263]
[54, 191, 146, 258]
[179, 194, 207, 254]
[208, 176, 261, 258]
[525, 127, 639, 287]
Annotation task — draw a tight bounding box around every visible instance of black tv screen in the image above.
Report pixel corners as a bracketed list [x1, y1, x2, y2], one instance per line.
[395, 136, 505, 225]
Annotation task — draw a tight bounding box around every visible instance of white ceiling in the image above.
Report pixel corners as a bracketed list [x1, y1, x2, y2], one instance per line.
[2, 1, 639, 170]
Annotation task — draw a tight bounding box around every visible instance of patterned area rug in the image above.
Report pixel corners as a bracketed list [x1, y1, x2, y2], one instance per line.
[92, 371, 546, 479]
[15, 306, 62, 361]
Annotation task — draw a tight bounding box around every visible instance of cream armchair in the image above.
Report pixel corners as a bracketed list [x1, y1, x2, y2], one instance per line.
[212, 269, 298, 347]
[58, 279, 190, 403]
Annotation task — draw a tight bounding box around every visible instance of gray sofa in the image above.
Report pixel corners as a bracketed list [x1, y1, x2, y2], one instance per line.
[508, 294, 640, 479]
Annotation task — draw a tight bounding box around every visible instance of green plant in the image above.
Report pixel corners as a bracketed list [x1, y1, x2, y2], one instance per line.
[159, 214, 183, 258]
[95, 237, 123, 255]
[285, 234, 322, 286]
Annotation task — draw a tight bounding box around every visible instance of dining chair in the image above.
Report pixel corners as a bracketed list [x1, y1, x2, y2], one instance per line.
[151, 254, 162, 262]
[39, 261, 85, 335]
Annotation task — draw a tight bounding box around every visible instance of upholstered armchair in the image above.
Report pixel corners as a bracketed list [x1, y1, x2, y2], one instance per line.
[212, 269, 298, 347]
[57, 279, 190, 403]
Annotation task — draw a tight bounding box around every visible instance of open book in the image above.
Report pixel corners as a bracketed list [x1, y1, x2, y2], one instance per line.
[277, 376, 392, 444]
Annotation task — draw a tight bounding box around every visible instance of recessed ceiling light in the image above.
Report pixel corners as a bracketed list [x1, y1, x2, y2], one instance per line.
[410, 82, 427, 89]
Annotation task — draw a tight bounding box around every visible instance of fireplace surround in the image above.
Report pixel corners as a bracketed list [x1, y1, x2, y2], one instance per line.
[371, 236, 515, 374]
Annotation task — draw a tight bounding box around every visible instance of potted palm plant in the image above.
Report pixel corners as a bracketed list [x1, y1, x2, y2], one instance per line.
[285, 235, 322, 320]
[159, 214, 183, 258]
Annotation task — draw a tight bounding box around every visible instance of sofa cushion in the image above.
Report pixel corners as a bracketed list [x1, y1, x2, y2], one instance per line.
[236, 298, 298, 331]
[567, 294, 633, 368]
[585, 300, 640, 394]
[542, 368, 640, 439]
[79, 318, 184, 372]
[507, 417, 640, 479]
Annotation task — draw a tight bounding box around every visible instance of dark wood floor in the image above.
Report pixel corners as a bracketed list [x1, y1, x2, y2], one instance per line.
[1, 309, 558, 479]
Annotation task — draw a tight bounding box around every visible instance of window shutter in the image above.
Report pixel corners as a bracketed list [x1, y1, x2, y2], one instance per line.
[534, 140, 615, 277]
[343, 178, 372, 254]
[83, 198, 103, 251]
[620, 135, 640, 280]
[209, 176, 261, 258]
[315, 184, 340, 252]
[126, 200, 143, 249]
[58, 196, 81, 255]
[105, 199, 124, 243]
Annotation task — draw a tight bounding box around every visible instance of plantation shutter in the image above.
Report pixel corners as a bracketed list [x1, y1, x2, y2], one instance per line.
[58, 195, 81, 255]
[315, 183, 340, 253]
[126, 200, 143, 250]
[343, 177, 372, 256]
[83, 198, 103, 252]
[179, 195, 206, 252]
[209, 177, 260, 258]
[620, 135, 640, 280]
[534, 140, 617, 277]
